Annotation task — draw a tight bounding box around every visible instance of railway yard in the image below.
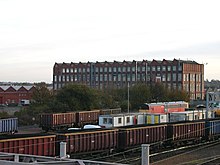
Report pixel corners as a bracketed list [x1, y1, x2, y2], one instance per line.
[16, 123, 220, 165]
[1, 104, 220, 165]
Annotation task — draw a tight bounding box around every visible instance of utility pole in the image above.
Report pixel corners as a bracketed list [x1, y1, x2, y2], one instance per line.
[128, 82, 130, 113]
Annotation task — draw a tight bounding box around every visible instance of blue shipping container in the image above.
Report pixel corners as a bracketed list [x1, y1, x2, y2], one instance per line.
[0, 118, 18, 134]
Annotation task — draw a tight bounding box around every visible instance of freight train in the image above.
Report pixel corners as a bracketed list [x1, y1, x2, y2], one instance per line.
[39, 108, 121, 131]
[39, 102, 189, 131]
[1, 118, 220, 158]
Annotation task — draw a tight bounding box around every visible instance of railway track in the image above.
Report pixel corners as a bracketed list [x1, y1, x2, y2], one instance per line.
[86, 140, 220, 165]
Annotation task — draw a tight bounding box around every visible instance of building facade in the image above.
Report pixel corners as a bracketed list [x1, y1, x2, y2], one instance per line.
[53, 59, 204, 100]
[0, 86, 35, 105]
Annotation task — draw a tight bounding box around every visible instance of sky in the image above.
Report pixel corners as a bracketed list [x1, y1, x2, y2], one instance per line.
[0, 0, 220, 83]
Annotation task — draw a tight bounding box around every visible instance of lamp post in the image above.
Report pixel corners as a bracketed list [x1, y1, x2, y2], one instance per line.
[128, 82, 130, 113]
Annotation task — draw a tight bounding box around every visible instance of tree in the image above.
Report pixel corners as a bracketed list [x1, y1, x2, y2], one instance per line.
[32, 82, 53, 105]
[54, 84, 99, 112]
[129, 83, 151, 110]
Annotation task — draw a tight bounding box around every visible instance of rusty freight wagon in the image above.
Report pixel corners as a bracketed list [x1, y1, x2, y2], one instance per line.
[118, 124, 168, 150]
[167, 120, 206, 146]
[39, 112, 76, 131]
[56, 129, 119, 157]
[100, 108, 122, 115]
[76, 110, 100, 127]
[0, 133, 56, 156]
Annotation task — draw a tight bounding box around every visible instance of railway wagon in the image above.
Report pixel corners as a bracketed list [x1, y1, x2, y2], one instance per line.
[167, 120, 205, 145]
[0, 117, 18, 134]
[118, 124, 167, 150]
[39, 112, 76, 131]
[205, 119, 220, 140]
[56, 129, 119, 156]
[0, 133, 56, 156]
[100, 108, 122, 115]
[76, 110, 100, 127]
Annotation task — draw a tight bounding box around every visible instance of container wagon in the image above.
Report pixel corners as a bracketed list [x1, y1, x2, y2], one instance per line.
[118, 124, 167, 150]
[76, 110, 100, 127]
[167, 120, 205, 146]
[0, 117, 18, 135]
[39, 112, 76, 131]
[56, 129, 119, 157]
[0, 133, 56, 156]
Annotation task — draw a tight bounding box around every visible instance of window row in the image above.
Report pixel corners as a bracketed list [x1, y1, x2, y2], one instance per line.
[61, 65, 182, 74]
[54, 73, 183, 82]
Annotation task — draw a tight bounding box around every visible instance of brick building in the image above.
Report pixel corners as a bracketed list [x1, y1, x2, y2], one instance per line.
[53, 59, 204, 100]
[0, 86, 35, 105]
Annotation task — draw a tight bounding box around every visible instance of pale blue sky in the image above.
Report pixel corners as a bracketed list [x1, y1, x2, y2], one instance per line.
[0, 0, 219, 83]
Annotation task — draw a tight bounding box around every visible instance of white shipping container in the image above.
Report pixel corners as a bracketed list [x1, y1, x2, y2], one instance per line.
[99, 114, 125, 128]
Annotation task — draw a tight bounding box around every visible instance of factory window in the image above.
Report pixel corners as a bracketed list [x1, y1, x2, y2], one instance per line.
[157, 66, 161, 71]
[104, 74, 108, 81]
[118, 74, 121, 81]
[66, 76, 69, 82]
[162, 66, 166, 71]
[109, 75, 112, 81]
[178, 73, 182, 81]
[122, 74, 126, 81]
[127, 74, 131, 81]
[123, 67, 126, 72]
[62, 75, 65, 81]
[132, 66, 135, 72]
[132, 74, 135, 81]
[127, 67, 131, 72]
[152, 66, 155, 71]
[173, 73, 176, 81]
